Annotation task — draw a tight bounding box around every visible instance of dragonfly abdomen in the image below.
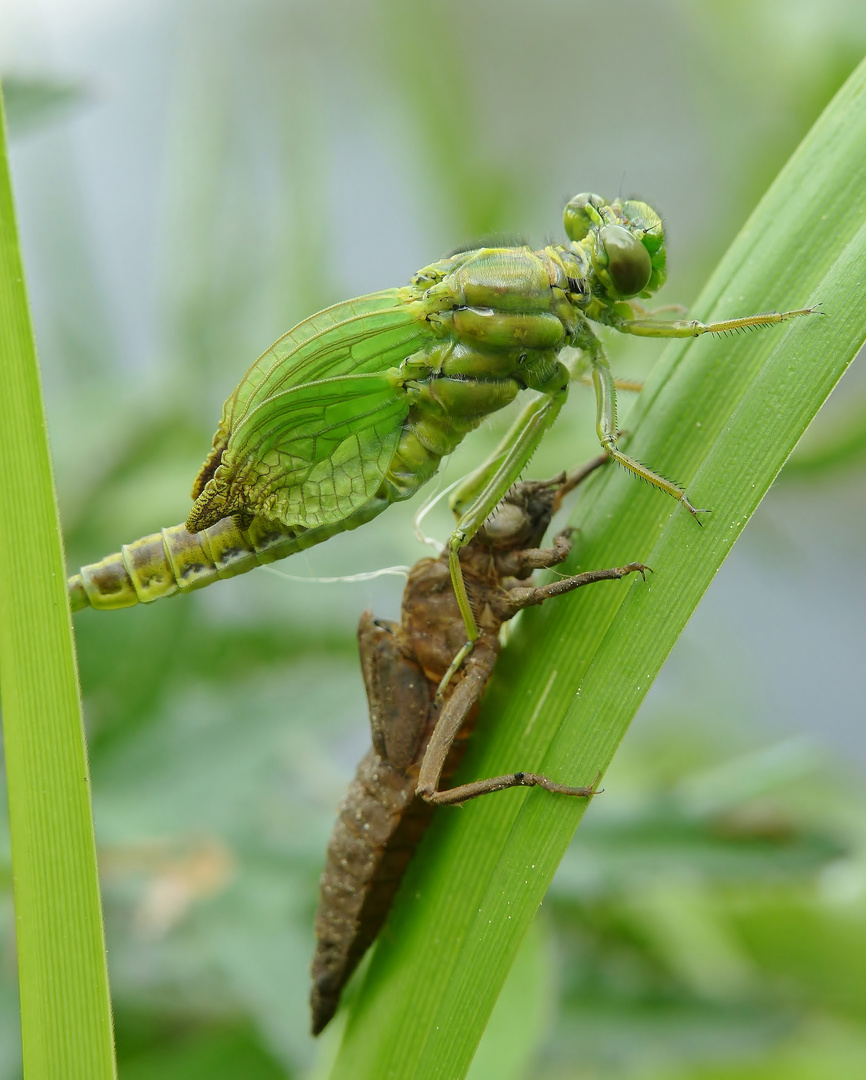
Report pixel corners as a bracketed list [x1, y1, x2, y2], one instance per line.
[68, 488, 402, 611]
[67, 513, 315, 611]
[69, 517, 251, 611]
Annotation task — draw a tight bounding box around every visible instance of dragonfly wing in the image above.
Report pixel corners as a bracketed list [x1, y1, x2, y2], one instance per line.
[188, 371, 409, 531]
[192, 288, 429, 500]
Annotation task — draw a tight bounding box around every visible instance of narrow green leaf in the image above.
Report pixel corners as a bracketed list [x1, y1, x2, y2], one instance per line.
[465, 919, 551, 1080]
[328, 57, 866, 1079]
[0, 85, 116, 1076]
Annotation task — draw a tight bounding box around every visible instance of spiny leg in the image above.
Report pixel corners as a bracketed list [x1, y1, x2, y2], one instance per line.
[593, 305, 819, 512]
[618, 305, 818, 339]
[438, 376, 569, 699]
[448, 381, 565, 522]
[588, 335, 708, 520]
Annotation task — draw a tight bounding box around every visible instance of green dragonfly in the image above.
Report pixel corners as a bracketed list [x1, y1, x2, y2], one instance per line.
[68, 192, 813, 673]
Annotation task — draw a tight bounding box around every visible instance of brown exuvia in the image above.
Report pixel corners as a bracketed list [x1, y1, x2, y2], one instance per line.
[310, 456, 648, 1034]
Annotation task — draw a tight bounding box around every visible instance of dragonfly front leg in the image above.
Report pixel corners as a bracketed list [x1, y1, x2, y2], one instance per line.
[618, 305, 817, 339]
[439, 376, 569, 699]
[589, 338, 707, 520]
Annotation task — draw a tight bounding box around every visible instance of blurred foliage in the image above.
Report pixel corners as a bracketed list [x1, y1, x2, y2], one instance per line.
[1, 0, 865, 1076]
[2, 74, 87, 135]
[532, 724, 864, 1080]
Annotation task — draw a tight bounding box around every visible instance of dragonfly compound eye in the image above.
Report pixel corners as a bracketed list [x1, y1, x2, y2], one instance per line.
[563, 193, 606, 242]
[599, 224, 652, 298]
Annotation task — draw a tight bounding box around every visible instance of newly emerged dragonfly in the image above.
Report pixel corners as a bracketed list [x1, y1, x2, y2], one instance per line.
[68, 192, 814, 670]
[311, 458, 648, 1034]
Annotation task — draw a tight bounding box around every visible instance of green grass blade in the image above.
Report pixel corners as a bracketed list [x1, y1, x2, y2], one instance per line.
[0, 86, 116, 1076]
[327, 57, 866, 1079]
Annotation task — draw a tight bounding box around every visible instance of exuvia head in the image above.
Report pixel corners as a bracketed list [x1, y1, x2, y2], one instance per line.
[477, 478, 557, 551]
[563, 193, 667, 299]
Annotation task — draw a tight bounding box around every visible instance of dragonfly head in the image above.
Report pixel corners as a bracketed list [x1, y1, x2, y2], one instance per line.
[563, 193, 667, 299]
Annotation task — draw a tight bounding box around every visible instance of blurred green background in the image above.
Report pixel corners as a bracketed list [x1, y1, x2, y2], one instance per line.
[1, 1, 866, 1077]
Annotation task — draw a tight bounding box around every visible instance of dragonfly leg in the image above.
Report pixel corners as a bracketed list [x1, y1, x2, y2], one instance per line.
[418, 647, 492, 797]
[437, 376, 569, 700]
[551, 451, 610, 511]
[425, 770, 601, 807]
[618, 305, 818, 339]
[590, 341, 707, 520]
[417, 641, 601, 806]
[592, 305, 818, 513]
[499, 561, 650, 619]
[574, 373, 644, 393]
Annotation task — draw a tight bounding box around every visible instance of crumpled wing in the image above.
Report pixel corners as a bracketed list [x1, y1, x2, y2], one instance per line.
[188, 370, 410, 531]
[191, 288, 428, 501]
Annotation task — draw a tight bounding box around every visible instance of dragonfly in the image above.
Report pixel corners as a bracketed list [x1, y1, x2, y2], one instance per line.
[311, 457, 648, 1034]
[68, 192, 814, 676]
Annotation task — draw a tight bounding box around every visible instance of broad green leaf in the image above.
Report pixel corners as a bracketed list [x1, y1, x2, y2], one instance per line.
[328, 55, 866, 1080]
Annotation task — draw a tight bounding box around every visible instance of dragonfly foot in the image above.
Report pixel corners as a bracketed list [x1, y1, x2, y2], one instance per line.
[682, 495, 710, 524]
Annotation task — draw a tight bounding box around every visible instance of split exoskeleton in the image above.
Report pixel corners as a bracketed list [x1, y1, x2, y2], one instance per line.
[310, 458, 649, 1034]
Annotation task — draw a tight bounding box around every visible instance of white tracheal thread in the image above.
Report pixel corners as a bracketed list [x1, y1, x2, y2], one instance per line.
[412, 470, 464, 552]
[259, 563, 410, 585]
